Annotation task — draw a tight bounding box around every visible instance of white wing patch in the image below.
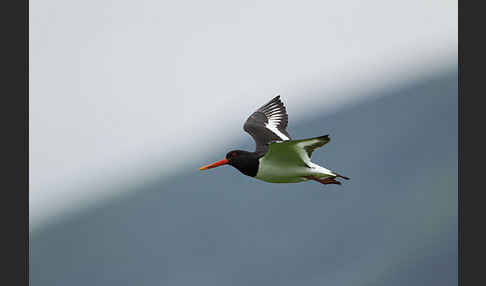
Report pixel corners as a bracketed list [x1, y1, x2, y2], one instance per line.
[264, 110, 290, 141]
[265, 123, 290, 141]
[295, 139, 322, 161]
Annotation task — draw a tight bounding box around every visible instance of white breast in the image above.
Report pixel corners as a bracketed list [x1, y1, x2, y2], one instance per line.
[255, 157, 306, 183]
[255, 158, 334, 183]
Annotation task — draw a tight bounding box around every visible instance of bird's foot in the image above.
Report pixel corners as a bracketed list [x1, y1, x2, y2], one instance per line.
[304, 176, 342, 185]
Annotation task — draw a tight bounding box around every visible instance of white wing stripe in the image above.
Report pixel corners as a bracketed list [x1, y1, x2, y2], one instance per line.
[265, 123, 290, 141]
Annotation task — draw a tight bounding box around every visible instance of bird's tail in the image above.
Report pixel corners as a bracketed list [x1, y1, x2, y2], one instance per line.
[333, 172, 350, 180]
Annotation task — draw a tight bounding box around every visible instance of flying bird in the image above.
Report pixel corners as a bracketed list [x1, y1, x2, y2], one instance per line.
[199, 96, 349, 185]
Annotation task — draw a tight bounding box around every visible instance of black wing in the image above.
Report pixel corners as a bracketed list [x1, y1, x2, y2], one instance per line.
[295, 135, 330, 159]
[243, 95, 292, 154]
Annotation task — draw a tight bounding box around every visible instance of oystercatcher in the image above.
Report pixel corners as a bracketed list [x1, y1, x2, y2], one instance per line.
[199, 96, 349, 185]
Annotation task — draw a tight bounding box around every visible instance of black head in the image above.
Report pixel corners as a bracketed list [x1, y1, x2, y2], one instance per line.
[199, 150, 260, 177]
[225, 150, 260, 177]
[225, 150, 249, 161]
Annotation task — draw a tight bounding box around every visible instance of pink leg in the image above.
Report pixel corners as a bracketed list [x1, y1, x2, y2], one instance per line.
[304, 176, 342, 185]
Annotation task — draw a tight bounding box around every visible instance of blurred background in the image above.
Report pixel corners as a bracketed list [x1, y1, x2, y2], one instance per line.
[30, 0, 457, 285]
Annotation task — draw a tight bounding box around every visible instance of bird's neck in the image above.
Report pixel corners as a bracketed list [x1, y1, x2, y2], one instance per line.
[232, 152, 261, 177]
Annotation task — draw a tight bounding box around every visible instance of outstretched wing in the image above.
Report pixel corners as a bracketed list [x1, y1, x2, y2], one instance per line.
[294, 135, 330, 160]
[243, 95, 291, 154]
[263, 135, 331, 164]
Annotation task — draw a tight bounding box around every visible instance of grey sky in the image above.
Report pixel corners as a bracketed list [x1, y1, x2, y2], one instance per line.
[30, 74, 458, 285]
[29, 0, 457, 229]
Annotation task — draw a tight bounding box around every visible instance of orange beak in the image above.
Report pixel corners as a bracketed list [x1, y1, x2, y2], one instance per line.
[199, 158, 229, 170]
